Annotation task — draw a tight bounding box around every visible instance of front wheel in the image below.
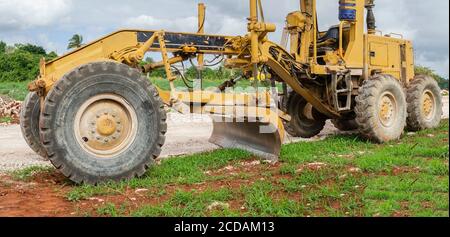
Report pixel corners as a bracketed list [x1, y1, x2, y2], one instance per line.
[355, 74, 407, 143]
[283, 92, 326, 138]
[40, 62, 167, 184]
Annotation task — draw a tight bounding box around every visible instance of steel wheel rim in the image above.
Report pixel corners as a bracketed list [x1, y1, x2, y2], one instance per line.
[378, 91, 398, 128]
[74, 94, 138, 158]
[422, 90, 436, 121]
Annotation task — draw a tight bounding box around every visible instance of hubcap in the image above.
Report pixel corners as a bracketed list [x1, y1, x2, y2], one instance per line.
[378, 92, 397, 127]
[74, 94, 138, 158]
[422, 90, 436, 121]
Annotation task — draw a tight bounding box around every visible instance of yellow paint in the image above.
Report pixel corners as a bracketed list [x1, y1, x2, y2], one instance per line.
[97, 116, 117, 136]
[30, 0, 417, 126]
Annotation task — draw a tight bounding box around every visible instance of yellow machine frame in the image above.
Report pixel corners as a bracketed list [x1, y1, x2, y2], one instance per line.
[27, 0, 417, 159]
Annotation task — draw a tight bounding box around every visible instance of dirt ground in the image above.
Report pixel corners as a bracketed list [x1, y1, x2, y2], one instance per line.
[0, 112, 342, 173]
[0, 96, 448, 173]
[0, 159, 284, 217]
[0, 97, 448, 217]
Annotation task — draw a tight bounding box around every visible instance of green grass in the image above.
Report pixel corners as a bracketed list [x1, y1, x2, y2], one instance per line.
[0, 81, 30, 101]
[10, 165, 53, 181]
[0, 77, 277, 102]
[133, 188, 239, 217]
[66, 149, 253, 201]
[96, 202, 128, 217]
[19, 120, 449, 217]
[0, 116, 12, 123]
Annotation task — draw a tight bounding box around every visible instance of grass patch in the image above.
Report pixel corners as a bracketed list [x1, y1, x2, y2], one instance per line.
[66, 149, 252, 201]
[133, 188, 239, 217]
[10, 166, 53, 181]
[57, 120, 449, 217]
[0, 116, 13, 123]
[0, 81, 30, 101]
[96, 202, 128, 217]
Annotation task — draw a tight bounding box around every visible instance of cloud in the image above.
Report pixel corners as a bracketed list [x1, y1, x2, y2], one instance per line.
[124, 15, 198, 32]
[0, 0, 448, 77]
[0, 0, 72, 30]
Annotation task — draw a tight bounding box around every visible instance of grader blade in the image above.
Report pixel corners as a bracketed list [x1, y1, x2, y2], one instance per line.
[206, 106, 285, 161]
[209, 117, 282, 161]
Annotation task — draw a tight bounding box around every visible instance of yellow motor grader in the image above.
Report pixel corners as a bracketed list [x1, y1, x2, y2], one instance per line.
[20, 0, 443, 184]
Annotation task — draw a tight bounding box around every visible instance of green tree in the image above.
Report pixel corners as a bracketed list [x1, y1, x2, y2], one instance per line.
[46, 51, 59, 61]
[15, 43, 46, 55]
[0, 41, 6, 54]
[0, 42, 59, 82]
[67, 34, 84, 50]
[415, 65, 448, 89]
[0, 50, 41, 82]
[144, 57, 155, 63]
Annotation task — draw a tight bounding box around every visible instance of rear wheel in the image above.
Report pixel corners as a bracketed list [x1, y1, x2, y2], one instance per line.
[406, 75, 443, 131]
[20, 92, 47, 158]
[40, 62, 167, 184]
[355, 74, 407, 143]
[284, 92, 325, 138]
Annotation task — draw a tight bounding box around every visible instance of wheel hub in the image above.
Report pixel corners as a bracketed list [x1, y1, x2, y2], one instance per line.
[422, 90, 436, 121]
[378, 92, 397, 127]
[96, 114, 118, 136]
[74, 94, 138, 158]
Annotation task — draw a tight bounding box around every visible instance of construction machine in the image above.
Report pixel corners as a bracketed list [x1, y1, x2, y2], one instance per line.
[20, 0, 443, 184]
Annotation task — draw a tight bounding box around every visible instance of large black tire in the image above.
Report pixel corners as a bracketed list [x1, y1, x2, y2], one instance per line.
[406, 75, 443, 131]
[355, 74, 407, 143]
[40, 62, 167, 184]
[284, 92, 326, 138]
[20, 92, 47, 158]
[331, 119, 358, 131]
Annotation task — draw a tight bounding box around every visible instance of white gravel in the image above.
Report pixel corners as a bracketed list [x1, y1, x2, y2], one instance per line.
[0, 96, 448, 173]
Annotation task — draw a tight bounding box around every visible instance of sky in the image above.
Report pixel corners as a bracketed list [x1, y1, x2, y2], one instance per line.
[0, 0, 448, 77]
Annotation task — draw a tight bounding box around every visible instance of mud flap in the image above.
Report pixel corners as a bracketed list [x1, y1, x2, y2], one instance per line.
[207, 106, 285, 162]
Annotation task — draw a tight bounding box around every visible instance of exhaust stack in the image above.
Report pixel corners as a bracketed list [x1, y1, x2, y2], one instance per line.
[365, 0, 376, 34]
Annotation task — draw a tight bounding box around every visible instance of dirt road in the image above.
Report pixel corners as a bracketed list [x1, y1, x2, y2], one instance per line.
[0, 97, 448, 173]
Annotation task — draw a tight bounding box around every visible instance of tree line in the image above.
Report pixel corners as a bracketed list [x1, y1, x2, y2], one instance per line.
[0, 38, 448, 89]
[0, 41, 58, 82]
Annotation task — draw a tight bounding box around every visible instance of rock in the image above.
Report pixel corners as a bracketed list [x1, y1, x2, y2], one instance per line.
[0, 97, 22, 120]
[135, 188, 149, 194]
[348, 167, 362, 173]
[207, 201, 230, 211]
[88, 197, 104, 203]
[262, 160, 277, 165]
[241, 160, 261, 166]
[307, 162, 327, 170]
